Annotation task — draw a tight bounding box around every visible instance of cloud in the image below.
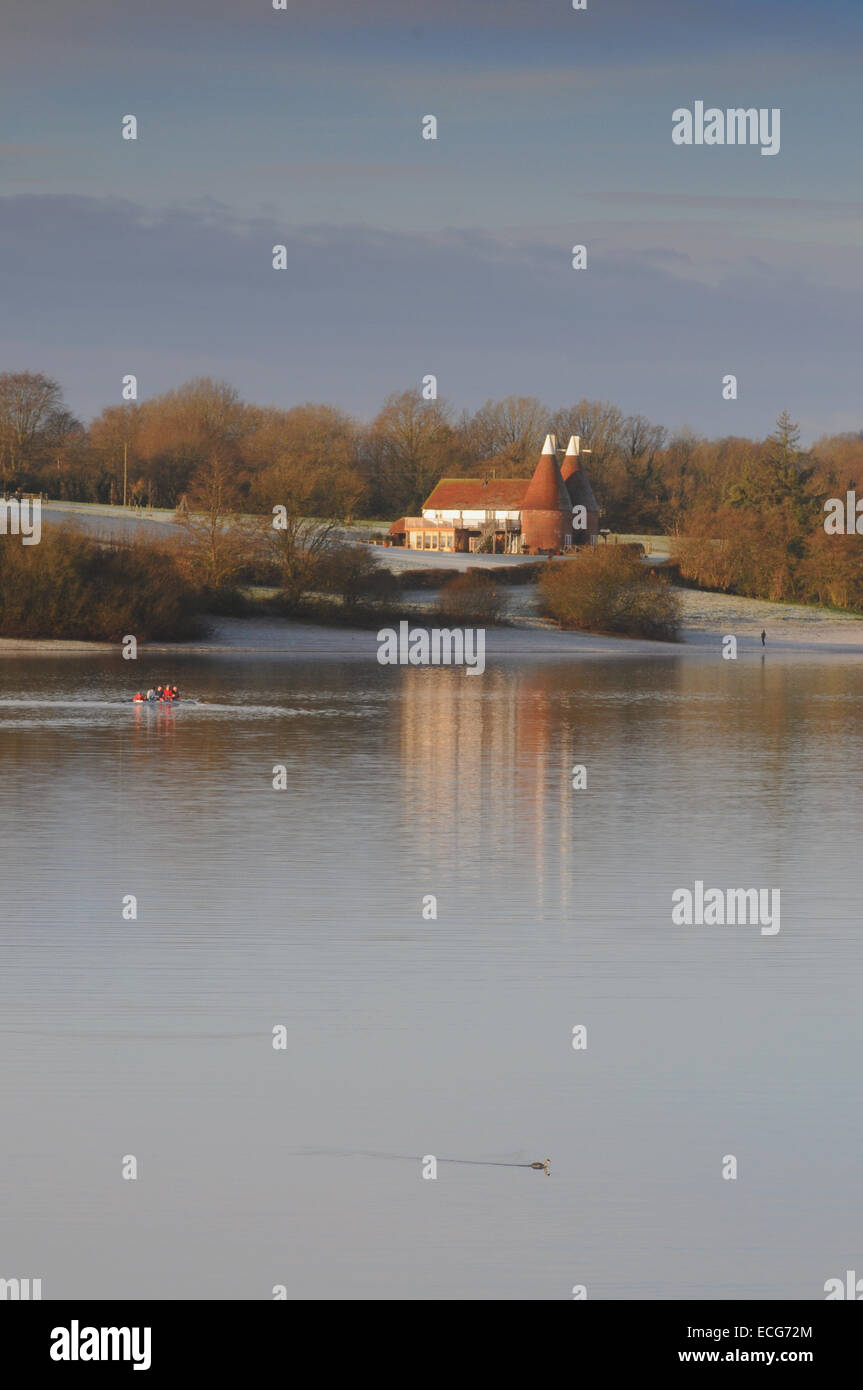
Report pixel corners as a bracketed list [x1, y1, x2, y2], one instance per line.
[0, 143, 72, 158]
[2, 0, 852, 63]
[591, 191, 863, 219]
[0, 193, 859, 442]
[243, 162, 424, 180]
[0, 0, 686, 32]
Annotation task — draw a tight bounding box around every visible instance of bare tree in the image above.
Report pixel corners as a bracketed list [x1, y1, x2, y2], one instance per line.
[0, 371, 64, 473]
[176, 452, 256, 591]
[459, 395, 548, 472]
[621, 414, 667, 478]
[265, 463, 342, 607]
[245, 403, 366, 519]
[549, 399, 625, 464]
[363, 388, 459, 514]
[131, 378, 249, 507]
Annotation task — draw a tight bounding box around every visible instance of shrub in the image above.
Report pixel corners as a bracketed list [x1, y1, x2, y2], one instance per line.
[395, 568, 446, 590]
[315, 542, 399, 608]
[0, 527, 203, 640]
[486, 563, 543, 586]
[539, 546, 680, 640]
[435, 570, 504, 624]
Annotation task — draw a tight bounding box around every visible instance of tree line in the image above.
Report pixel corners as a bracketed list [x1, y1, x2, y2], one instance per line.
[5, 368, 861, 526]
[3, 368, 863, 609]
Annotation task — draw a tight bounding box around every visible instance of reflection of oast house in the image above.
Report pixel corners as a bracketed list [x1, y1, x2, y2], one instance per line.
[390, 433, 600, 554]
[397, 664, 578, 916]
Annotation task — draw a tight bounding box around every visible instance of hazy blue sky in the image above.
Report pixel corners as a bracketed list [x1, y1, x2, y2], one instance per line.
[1, 0, 861, 439]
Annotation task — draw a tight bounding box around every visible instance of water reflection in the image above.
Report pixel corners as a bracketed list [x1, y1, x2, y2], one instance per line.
[0, 652, 862, 1298]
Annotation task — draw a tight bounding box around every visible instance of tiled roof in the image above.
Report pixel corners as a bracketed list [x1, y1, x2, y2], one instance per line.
[422, 478, 529, 510]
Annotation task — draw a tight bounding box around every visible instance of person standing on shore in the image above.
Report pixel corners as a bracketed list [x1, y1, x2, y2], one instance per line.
[761, 629, 766, 647]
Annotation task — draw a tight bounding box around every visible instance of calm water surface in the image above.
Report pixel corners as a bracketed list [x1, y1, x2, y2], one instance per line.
[1, 651, 862, 1299]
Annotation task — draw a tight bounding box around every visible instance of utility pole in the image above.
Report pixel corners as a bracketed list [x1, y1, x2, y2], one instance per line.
[123, 441, 128, 507]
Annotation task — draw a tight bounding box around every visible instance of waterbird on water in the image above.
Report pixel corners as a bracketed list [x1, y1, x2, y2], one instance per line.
[291, 1147, 551, 1174]
[432, 1156, 550, 1175]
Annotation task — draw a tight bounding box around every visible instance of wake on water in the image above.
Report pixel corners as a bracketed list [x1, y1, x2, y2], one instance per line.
[0, 698, 291, 715]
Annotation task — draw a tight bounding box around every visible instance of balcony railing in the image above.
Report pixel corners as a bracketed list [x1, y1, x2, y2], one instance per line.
[413, 514, 521, 531]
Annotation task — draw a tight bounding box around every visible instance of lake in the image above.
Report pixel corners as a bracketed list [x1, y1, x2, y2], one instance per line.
[1, 647, 862, 1299]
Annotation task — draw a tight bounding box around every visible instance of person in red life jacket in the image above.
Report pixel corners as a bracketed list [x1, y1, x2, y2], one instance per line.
[133, 692, 145, 703]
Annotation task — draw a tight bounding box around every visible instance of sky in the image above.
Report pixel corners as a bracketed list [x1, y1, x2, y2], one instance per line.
[1, 0, 861, 440]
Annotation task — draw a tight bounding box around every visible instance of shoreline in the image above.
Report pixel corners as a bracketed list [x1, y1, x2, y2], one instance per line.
[4, 597, 863, 659]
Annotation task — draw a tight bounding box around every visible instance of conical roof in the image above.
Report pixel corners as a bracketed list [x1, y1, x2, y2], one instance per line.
[561, 436, 599, 513]
[559, 435, 581, 482]
[522, 434, 571, 512]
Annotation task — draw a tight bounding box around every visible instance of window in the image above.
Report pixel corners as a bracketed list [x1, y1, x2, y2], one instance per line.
[410, 532, 420, 549]
[430, 532, 439, 549]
